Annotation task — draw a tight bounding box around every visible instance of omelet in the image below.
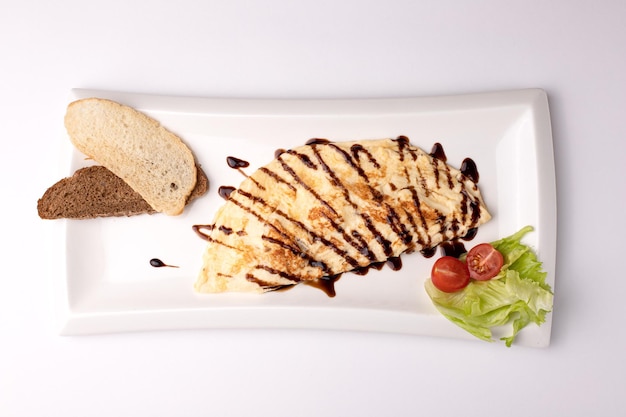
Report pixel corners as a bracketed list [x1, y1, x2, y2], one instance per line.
[194, 137, 491, 294]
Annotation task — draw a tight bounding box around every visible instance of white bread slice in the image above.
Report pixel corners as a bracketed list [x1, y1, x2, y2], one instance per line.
[65, 98, 197, 215]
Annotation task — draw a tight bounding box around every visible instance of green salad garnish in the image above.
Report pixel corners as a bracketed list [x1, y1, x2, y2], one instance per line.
[425, 226, 553, 347]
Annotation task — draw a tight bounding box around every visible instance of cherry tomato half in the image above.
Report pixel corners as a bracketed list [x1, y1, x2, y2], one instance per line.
[431, 256, 470, 293]
[466, 243, 504, 281]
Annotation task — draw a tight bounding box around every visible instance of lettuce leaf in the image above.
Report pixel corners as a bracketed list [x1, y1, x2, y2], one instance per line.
[424, 226, 553, 347]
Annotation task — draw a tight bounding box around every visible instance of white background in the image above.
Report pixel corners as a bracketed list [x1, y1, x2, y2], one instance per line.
[2, 1, 625, 416]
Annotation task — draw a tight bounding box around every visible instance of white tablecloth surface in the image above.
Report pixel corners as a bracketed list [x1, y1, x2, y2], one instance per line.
[2, 1, 625, 416]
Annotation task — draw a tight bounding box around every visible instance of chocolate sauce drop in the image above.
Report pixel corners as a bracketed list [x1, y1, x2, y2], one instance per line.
[461, 227, 478, 241]
[394, 135, 410, 146]
[149, 258, 179, 268]
[304, 275, 341, 297]
[370, 261, 386, 271]
[430, 142, 447, 162]
[275, 148, 286, 158]
[219, 225, 233, 235]
[386, 256, 403, 271]
[306, 138, 331, 145]
[270, 284, 297, 293]
[439, 241, 467, 258]
[352, 266, 371, 276]
[460, 158, 479, 183]
[218, 186, 236, 200]
[227, 156, 250, 169]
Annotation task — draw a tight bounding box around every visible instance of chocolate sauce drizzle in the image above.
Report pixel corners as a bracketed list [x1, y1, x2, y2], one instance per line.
[192, 224, 214, 240]
[226, 156, 266, 191]
[194, 136, 483, 297]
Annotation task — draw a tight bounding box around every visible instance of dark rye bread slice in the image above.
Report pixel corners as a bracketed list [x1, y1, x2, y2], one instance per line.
[38, 165, 208, 219]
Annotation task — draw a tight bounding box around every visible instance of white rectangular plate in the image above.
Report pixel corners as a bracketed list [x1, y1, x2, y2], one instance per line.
[50, 88, 556, 347]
